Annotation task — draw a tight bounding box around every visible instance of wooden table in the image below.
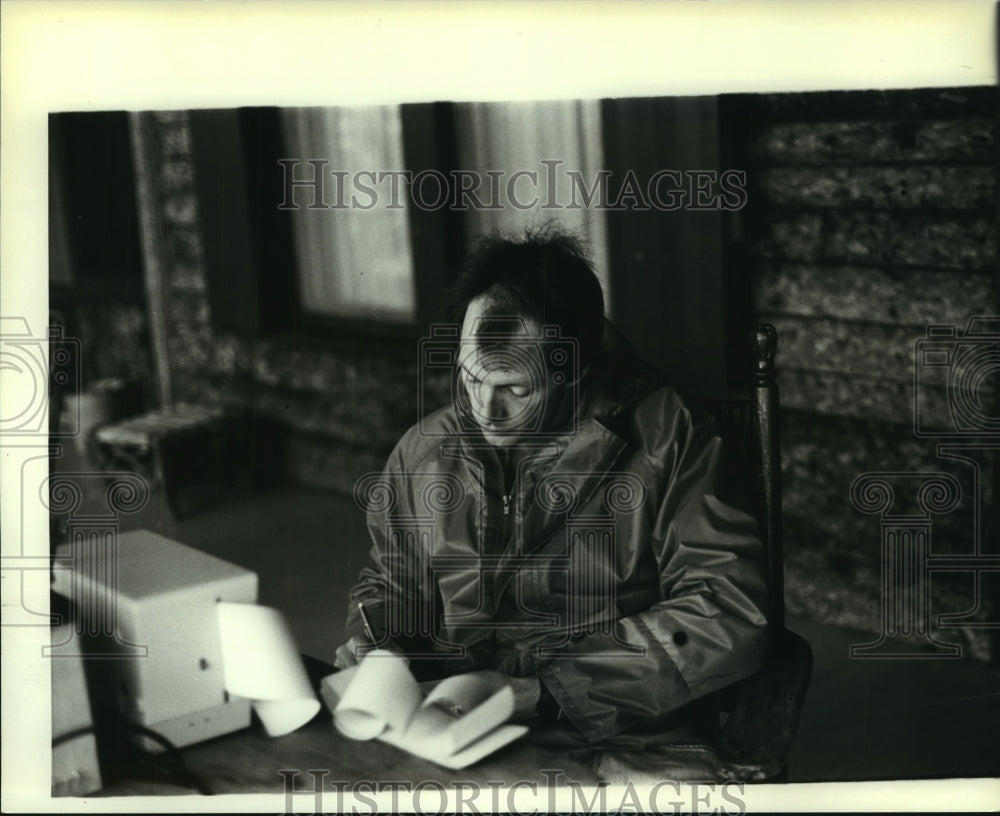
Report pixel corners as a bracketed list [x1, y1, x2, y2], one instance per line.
[89, 659, 604, 799]
[139, 712, 596, 792]
[73, 661, 738, 803]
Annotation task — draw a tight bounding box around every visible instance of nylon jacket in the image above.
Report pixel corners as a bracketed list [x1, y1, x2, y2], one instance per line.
[345, 359, 769, 747]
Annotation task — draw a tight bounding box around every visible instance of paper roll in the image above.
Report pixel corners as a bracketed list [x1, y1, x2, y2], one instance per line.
[216, 602, 321, 737]
[333, 650, 422, 740]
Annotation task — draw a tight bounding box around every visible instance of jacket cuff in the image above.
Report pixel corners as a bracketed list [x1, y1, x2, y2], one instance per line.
[535, 661, 604, 741]
[535, 677, 562, 726]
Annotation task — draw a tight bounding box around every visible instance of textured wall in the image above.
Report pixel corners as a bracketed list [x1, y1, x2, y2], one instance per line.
[743, 88, 997, 660]
[67, 300, 152, 391]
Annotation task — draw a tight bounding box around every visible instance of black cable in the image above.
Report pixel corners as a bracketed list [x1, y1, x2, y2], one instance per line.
[52, 722, 215, 795]
[51, 726, 96, 749]
[125, 724, 214, 796]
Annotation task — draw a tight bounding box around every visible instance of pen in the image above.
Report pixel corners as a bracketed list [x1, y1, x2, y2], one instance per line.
[357, 602, 377, 644]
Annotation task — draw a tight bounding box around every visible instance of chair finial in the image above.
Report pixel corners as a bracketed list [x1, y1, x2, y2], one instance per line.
[752, 324, 777, 386]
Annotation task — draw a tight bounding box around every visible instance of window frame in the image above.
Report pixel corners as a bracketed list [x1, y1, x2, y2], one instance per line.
[189, 104, 464, 352]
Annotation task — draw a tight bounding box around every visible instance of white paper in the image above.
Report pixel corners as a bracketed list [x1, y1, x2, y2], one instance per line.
[216, 602, 321, 737]
[323, 657, 529, 769]
[332, 649, 422, 740]
[424, 677, 516, 755]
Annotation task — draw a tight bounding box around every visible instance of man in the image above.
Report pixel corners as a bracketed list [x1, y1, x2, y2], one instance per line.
[335, 229, 768, 749]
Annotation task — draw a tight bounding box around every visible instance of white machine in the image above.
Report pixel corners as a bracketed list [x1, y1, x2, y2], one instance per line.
[52, 529, 258, 751]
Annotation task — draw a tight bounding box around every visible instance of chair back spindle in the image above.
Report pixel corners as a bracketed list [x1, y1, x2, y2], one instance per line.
[750, 324, 784, 633]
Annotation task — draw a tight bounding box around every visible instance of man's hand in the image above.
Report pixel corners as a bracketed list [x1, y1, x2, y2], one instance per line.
[333, 636, 406, 670]
[333, 635, 371, 670]
[454, 670, 541, 721]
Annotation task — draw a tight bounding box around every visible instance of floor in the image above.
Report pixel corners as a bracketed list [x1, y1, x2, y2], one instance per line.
[51, 453, 1000, 783]
[785, 617, 999, 781]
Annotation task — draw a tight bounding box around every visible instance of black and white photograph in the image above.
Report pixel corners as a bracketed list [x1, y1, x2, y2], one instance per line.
[2, 2, 998, 812]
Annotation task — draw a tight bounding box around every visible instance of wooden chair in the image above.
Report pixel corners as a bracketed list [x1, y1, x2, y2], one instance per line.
[706, 323, 813, 781]
[594, 324, 813, 784]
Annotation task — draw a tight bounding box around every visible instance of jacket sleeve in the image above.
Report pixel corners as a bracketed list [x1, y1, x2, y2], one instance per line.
[344, 443, 437, 652]
[535, 402, 770, 744]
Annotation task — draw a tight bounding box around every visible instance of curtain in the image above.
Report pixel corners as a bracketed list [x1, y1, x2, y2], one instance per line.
[280, 106, 416, 323]
[453, 99, 611, 311]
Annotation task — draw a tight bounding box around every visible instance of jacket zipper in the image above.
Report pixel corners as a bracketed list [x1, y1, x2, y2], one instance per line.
[501, 491, 512, 544]
[490, 490, 514, 620]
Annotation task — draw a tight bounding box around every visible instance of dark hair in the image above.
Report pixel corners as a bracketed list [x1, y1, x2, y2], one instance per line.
[445, 227, 606, 370]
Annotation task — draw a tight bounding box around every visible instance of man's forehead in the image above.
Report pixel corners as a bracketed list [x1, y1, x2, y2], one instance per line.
[457, 340, 541, 376]
[457, 296, 546, 371]
[459, 297, 544, 341]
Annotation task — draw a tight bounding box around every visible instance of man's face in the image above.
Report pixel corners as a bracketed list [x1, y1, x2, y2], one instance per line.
[457, 296, 560, 448]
